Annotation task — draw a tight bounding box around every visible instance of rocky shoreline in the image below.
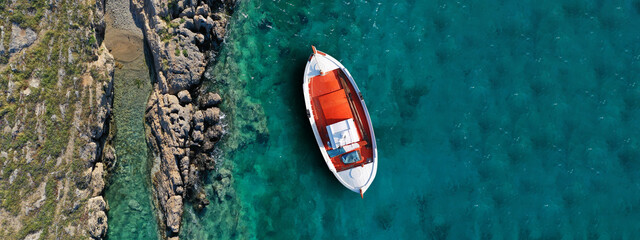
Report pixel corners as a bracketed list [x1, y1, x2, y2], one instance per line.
[83, 0, 117, 238]
[129, 0, 237, 238]
[82, 49, 115, 239]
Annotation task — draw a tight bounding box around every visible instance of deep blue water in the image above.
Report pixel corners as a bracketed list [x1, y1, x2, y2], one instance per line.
[180, 0, 640, 239]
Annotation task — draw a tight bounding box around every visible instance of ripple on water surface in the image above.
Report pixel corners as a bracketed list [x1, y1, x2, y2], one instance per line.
[182, 0, 640, 239]
[104, 50, 158, 239]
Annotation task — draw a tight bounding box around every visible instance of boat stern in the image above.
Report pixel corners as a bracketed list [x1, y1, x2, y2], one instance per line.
[335, 161, 375, 194]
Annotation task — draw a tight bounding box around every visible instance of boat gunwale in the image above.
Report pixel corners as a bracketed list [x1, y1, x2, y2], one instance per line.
[302, 49, 378, 194]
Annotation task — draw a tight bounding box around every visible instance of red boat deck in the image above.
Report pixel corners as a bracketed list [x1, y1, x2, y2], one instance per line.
[309, 68, 373, 172]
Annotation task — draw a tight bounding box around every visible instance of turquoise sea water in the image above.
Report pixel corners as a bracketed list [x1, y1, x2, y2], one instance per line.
[181, 0, 640, 239]
[105, 54, 159, 239]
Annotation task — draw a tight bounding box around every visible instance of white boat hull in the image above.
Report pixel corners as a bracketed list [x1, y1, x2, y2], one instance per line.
[303, 48, 378, 196]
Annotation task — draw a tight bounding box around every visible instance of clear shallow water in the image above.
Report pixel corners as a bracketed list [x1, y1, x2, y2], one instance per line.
[105, 53, 159, 239]
[188, 0, 640, 239]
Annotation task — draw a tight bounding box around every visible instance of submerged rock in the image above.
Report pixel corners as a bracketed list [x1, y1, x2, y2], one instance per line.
[103, 144, 116, 164]
[194, 153, 215, 170]
[128, 199, 142, 211]
[212, 181, 226, 200]
[193, 188, 209, 211]
[218, 168, 231, 179]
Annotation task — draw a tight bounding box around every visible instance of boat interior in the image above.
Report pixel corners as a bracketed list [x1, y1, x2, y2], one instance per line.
[309, 68, 373, 172]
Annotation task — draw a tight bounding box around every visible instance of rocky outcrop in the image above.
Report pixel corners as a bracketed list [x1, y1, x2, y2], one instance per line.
[131, 0, 235, 95]
[146, 92, 191, 236]
[8, 23, 37, 55]
[80, 142, 99, 165]
[0, 0, 115, 238]
[212, 168, 234, 202]
[103, 145, 116, 164]
[145, 90, 224, 236]
[63, 45, 115, 239]
[23, 230, 43, 240]
[0, 26, 5, 56]
[165, 196, 183, 233]
[87, 196, 109, 239]
[199, 92, 222, 108]
[89, 59, 115, 140]
[131, 0, 236, 238]
[90, 163, 106, 196]
[95, 0, 106, 42]
[81, 43, 115, 240]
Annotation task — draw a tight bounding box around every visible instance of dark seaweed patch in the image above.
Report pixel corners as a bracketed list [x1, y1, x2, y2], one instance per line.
[258, 18, 273, 31]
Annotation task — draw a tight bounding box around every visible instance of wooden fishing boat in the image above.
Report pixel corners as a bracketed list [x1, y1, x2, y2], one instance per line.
[303, 46, 378, 198]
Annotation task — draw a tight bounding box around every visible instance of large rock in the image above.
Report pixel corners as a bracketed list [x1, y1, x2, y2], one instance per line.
[177, 90, 191, 104]
[195, 153, 215, 170]
[192, 110, 204, 130]
[191, 130, 204, 144]
[186, 164, 199, 187]
[206, 124, 223, 140]
[179, 8, 195, 18]
[80, 142, 98, 165]
[0, 26, 5, 56]
[193, 188, 209, 211]
[178, 156, 189, 175]
[164, 94, 180, 109]
[199, 92, 221, 108]
[166, 196, 183, 234]
[211, 18, 228, 42]
[169, 170, 183, 192]
[147, 92, 191, 237]
[87, 196, 108, 239]
[195, 5, 209, 16]
[23, 230, 42, 240]
[194, 15, 215, 32]
[88, 196, 108, 212]
[160, 27, 206, 94]
[95, 0, 106, 35]
[88, 210, 108, 238]
[76, 167, 93, 190]
[90, 163, 105, 196]
[103, 144, 116, 163]
[203, 107, 220, 124]
[8, 23, 37, 54]
[90, 78, 114, 139]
